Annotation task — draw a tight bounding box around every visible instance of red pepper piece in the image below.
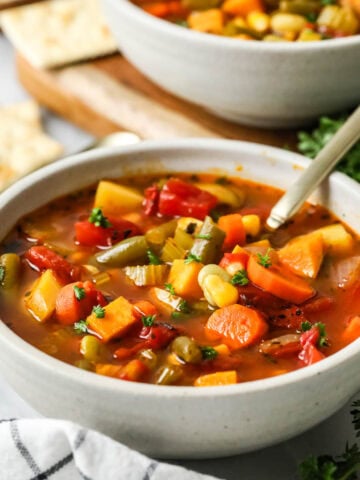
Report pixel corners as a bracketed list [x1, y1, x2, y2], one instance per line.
[143, 184, 160, 216]
[25, 245, 80, 283]
[139, 323, 178, 350]
[158, 179, 218, 220]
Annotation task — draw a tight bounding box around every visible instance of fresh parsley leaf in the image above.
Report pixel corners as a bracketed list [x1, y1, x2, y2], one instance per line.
[147, 249, 162, 265]
[74, 320, 88, 334]
[195, 233, 212, 240]
[257, 249, 272, 268]
[0, 265, 5, 284]
[298, 114, 360, 183]
[73, 285, 86, 301]
[231, 269, 249, 286]
[88, 207, 111, 228]
[178, 299, 191, 314]
[171, 311, 182, 320]
[164, 283, 176, 295]
[201, 346, 218, 360]
[142, 314, 156, 327]
[315, 322, 329, 348]
[301, 321, 312, 332]
[92, 305, 105, 319]
[185, 253, 202, 264]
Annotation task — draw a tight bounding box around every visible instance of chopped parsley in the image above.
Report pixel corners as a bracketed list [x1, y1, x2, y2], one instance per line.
[201, 346, 218, 360]
[74, 320, 88, 334]
[164, 283, 176, 295]
[88, 207, 111, 228]
[257, 249, 272, 268]
[0, 265, 5, 285]
[195, 233, 212, 240]
[185, 253, 202, 264]
[231, 269, 249, 286]
[298, 114, 360, 183]
[178, 299, 191, 313]
[92, 305, 105, 319]
[300, 321, 329, 348]
[73, 285, 86, 301]
[301, 321, 312, 332]
[142, 314, 156, 327]
[147, 249, 162, 265]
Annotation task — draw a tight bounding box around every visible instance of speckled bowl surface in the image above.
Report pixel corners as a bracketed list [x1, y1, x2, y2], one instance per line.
[1, 139, 360, 459]
[100, 0, 360, 128]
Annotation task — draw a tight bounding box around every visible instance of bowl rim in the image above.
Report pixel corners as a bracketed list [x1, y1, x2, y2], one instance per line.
[108, 0, 360, 52]
[1, 138, 360, 399]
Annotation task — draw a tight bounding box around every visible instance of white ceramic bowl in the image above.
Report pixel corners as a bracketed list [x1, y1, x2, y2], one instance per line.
[1, 139, 360, 459]
[100, 0, 360, 128]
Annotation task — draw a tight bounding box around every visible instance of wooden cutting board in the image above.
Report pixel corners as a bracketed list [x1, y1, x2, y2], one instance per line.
[16, 53, 298, 148]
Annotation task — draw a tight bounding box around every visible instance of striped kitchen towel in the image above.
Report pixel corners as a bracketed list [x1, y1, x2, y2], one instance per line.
[0, 418, 220, 480]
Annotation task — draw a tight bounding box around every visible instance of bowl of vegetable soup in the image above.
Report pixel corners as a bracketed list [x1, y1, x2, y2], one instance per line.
[1, 139, 360, 458]
[100, 0, 360, 128]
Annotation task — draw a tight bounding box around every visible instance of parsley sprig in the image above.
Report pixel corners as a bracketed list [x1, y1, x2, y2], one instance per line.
[92, 305, 105, 319]
[299, 400, 360, 479]
[74, 320, 88, 334]
[141, 314, 156, 327]
[185, 253, 202, 264]
[201, 346, 218, 360]
[88, 207, 111, 228]
[301, 321, 329, 348]
[298, 114, 360, 183]
[257, 249, 272, 268]
[164, 283, 175, 295]
[231, 269, 249, 286]
[73, 285, 86, 301]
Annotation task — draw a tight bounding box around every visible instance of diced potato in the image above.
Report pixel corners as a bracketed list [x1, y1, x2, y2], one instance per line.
[314, 224, 354, 256]
[168, 259, 204, 300]
[194, 370, 237, 386]
[188, 9, 224, 34]
[24, 269, 62, 323]
[94, 180, 143, 218]
[317, 5, 359, 35]
[150, 287, 187, 313]
[270, 12, 307, 34]
[195, 183, 245, 208]
[278, 232, 324, 278]
[87, 296, 137, 342]
[95, 364, 122, 378]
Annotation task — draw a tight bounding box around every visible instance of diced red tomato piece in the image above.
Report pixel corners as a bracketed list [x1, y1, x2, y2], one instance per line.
[298, 343, 325, 365]
[56, 280, 107, 325]
[143, 184, 160, 216]
[75, 218, 141, 248]
[25, 245, 80, 283]
[158, 179, 218, 220]
[139, 323, 178, 349]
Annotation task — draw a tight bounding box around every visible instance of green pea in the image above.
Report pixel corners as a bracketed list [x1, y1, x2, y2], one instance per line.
[171, 336, 202, 364]
[80, 335, 102, 362]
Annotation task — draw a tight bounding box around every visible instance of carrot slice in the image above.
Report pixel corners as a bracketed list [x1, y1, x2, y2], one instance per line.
[205, 304, 268, 349]
[247, 255, 315, 304]
[194, 370, 237, 387]
[218, 214, 246, 250]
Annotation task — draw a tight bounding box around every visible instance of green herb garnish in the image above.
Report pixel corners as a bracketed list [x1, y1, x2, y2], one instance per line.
[185, 253, 202, 264]
[0, 266, 5, 285]
[201, 346, 218, 360]
[147, 249, 162, 265]
[301, 321, 312, 332]
[298, 115, 360, 183]
[142, 314, 156, 327]
[73, 285, 86, 301]
[88, 207, 111, 228]
[316, 322, 329, 348]
[74, 320, 88, 334]
[92, 305, 105, 319]
[257, 249, 272, 268]
[164, 283, 176, 295]
[178, 299, 191, 314]
[231, 269, 249, 286]
[195, 233, 212, 240]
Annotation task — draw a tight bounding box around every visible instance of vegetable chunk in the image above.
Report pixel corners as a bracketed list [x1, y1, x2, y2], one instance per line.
[278, 232, 324, 278]
[194, 370, 237, 386]
[94, 180, 143, 217]
[25, 269, 62, 322]
[168, 259, 204, 299]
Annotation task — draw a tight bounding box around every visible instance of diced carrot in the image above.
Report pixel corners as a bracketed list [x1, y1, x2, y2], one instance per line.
[194, 370, 237, 387]
[278, 232, 324, 279]
[119, 359, 149, 382]
[168, 259, 204, 300]
[87, 296, 138, 342]
[222, 0, 265, 16]
[95, 364, 123, 378]
[342, 316, 360, 344]
[132, 300, 158, 319]
[218, 214, 246, 250]
[247, 255, 316, 304]
[205, 304, 268, 349]
[188, 9, 224, 34]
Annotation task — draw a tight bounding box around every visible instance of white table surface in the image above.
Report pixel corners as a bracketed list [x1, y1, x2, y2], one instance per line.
[0, 34, 359, 480]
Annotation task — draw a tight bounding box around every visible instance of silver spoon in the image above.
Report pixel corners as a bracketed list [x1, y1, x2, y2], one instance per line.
[266, 106, 360, 231]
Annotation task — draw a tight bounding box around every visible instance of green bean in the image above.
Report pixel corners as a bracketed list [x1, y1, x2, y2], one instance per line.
[171, 336, 202, 364]
[155, 365, 182, 385]
[0, 253, 21, 290]
[145, 220, 177, 251]
[80, 335, 102, 362]
[96, 235, 148, 267]
[123, 265, 169, 286]
[189, 216, 225, 265]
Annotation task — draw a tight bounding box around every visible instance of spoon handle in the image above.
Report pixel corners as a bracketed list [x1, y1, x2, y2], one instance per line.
[266, 106, 360, 230]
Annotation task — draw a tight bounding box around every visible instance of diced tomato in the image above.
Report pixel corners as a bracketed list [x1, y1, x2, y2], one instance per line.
[139, 323, 178, 349]
[143, 184, 160, 216]
[298, 342, 325, 365]
[300, 326, 320, 348]
[25, 245, 80, 283]
[158, 179, 218, 220]
[75, 218, 141, 248]
[56, 280, 107, 325]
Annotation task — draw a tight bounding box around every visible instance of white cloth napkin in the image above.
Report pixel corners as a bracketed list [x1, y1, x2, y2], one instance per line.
[0, 418, 220, 480]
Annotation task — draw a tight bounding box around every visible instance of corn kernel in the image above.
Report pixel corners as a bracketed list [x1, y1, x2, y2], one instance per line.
[271, 13, 307, 34]
[202, 274, 239, 308]
[242, 214, 261, 237]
